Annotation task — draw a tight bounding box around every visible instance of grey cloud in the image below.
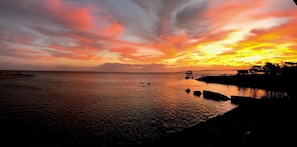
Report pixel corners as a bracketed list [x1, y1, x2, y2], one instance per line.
[0, 0, 61, 31]
[130, 0, 190, 39]
[33, 27, 110, 50]
[94, 0, 162, 43]
[0, 0, 92, 36]
[126, 0, 210, 43]
[59, 0, 211, 45]
[0, 0, 47, 20]
[174, 1, 210, 37]
[0, 0, 72, 49]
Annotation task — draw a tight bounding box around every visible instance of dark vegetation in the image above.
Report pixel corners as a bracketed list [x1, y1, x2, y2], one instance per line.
[197, 62, 297, 98]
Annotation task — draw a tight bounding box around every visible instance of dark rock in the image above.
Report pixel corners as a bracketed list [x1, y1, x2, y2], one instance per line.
[193, 91, 202, 96]
[185, 88, 190, 93]
[203, 90, 230, 101]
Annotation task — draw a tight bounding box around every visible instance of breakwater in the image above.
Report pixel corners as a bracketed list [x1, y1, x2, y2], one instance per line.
[0, 72, 35, 79]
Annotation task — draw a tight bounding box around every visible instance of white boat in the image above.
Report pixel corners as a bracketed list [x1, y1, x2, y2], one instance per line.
[185, 70, 194, 79]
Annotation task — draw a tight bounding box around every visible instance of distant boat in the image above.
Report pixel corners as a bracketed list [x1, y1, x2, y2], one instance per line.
[185, 70, 194, 79]
[140, 79, 151, 86]
[147, 79, 150, 85]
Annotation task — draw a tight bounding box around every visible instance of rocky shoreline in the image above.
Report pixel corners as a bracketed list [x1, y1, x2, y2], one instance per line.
[140, 98, 296, 147]
[139, 73, 297, 147]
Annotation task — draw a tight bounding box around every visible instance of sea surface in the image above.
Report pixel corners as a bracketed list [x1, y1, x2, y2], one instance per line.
[0, 71, 287, 146]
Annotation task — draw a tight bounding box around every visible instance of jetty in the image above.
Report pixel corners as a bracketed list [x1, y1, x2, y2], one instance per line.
[0, 71, 35, 79]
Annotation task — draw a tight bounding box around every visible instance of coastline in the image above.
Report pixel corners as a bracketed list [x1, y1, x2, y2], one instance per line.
[141, 98, 296, 147]
[140, 73, 297, 146]
[196, 74, 297, 98]
[1, 71, 296, 146]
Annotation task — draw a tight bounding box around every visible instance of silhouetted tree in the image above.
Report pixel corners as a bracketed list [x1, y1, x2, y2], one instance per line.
[263, 62, 281, 75]
[249, 65, 263, 74]
[281, 62, 297, 76]
[248, 61, 297, 76]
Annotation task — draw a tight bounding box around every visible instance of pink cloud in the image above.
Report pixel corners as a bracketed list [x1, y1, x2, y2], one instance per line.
[45, 0, 94, 31]
[246, 19, 297, 44]
[9, 35, 35, 45]
[100, 22, 125, 38]
[205, 0, 269, 32]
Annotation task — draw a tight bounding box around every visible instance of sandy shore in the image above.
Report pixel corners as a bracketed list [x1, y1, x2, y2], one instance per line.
[140, 98, 296, 147]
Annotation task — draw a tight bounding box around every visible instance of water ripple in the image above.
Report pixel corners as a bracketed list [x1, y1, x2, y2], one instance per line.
[0, 72, 241, 146]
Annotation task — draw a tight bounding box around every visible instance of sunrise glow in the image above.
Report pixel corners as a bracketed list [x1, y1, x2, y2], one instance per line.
[0, 0, 297, 72]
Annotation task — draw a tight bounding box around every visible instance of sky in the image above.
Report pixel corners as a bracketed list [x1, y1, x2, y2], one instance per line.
[0, 0, 297, 72]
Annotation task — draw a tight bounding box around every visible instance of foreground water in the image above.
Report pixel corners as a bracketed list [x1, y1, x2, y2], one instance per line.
[0, 71, 286, 146]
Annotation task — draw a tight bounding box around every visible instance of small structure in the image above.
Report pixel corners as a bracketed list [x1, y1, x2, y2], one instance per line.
[237, 70, 249, 75]
[284, 62, 297, 67]
[185, 70, 194, 79]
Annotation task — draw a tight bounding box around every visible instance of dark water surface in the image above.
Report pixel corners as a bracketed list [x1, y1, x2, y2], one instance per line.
[0, 71, 286, 146]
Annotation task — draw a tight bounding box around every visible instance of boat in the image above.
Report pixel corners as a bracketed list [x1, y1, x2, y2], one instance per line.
[185, 70, 194, 79]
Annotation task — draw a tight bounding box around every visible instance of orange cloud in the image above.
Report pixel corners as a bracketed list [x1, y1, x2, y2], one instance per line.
[45, 0, 93, 31]
[223, 18, 297, 65]
[205, 0, 268, 32]
[160, 33, 189, 50]
[108, 46, 163, 64]
[101, 22, 125, 38]
[195, 29, 235, 45]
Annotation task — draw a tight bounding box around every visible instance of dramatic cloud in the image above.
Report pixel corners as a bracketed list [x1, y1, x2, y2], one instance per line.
[0, 0, 297, 71]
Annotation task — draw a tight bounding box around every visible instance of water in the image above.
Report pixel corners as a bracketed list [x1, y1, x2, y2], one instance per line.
[0, 71, 286, 146]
